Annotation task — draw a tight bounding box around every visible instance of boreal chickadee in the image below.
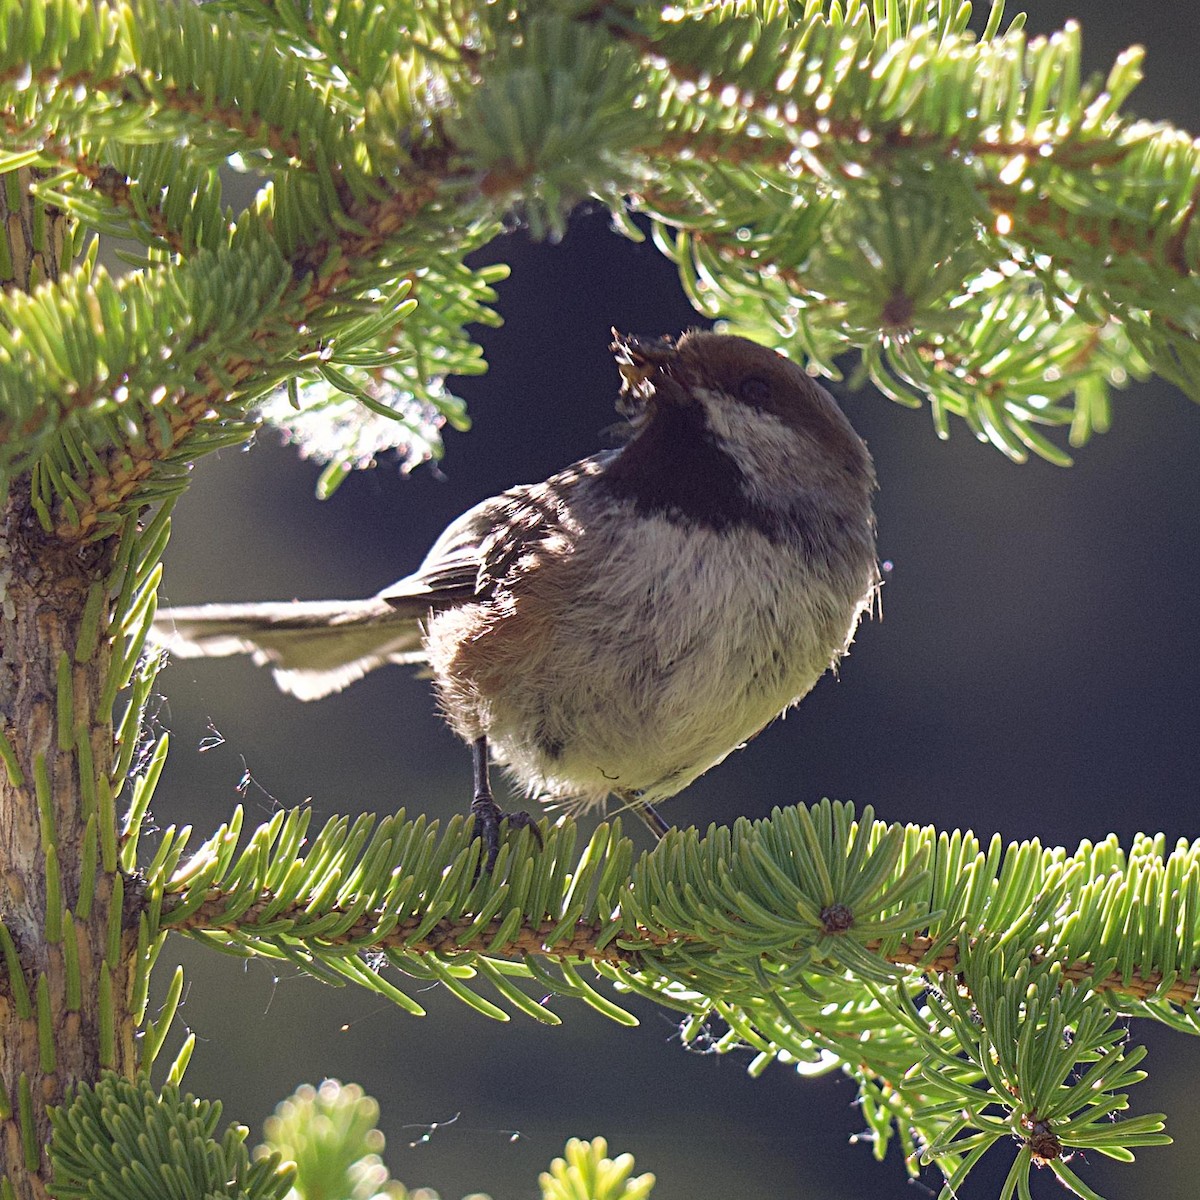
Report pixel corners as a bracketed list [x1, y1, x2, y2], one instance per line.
[155, 331, 879, 869]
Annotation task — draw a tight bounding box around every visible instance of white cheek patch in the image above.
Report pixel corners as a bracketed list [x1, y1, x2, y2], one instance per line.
[695, 389, 819, 504]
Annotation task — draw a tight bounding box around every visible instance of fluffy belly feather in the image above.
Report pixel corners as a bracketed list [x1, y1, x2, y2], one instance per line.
[431, 512, 872, 811]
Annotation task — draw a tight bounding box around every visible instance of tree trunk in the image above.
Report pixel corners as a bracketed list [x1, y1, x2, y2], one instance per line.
[0, 174, 138, 1197]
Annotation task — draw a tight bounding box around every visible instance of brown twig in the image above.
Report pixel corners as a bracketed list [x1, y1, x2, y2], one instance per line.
[168, 891, 1200, 1011]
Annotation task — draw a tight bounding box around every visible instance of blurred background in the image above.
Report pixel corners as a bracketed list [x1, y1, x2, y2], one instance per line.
[149, 4, 1200, 1197]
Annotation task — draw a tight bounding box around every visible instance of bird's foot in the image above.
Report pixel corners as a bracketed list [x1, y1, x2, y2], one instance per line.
[470, 794, 543, 873]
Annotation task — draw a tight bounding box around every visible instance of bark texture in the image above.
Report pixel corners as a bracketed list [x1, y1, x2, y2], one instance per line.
[0, 494, 138, 1197]
[0, 174, 137, 1197]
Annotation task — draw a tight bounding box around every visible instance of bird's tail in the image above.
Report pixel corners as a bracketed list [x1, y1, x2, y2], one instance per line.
[151, 597, 427, 700]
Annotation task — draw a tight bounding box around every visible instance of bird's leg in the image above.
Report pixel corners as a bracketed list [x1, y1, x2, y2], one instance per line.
[636, 800, 671, 841]
[470, 736, 503, 873]
[469, 736, 542, 873]
[617, 790, 670, 841]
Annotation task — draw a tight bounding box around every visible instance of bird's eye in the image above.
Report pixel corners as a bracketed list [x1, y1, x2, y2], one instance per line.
[739, 376, 771, 405]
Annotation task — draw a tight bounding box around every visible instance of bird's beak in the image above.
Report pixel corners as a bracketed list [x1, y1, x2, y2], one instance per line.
[610, 330, 678, 413]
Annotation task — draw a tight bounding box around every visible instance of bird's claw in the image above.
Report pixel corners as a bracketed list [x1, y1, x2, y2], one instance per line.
[470, 795, 543, 873]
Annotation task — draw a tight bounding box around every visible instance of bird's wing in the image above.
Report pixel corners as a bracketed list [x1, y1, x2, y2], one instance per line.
[154, 458, 605, 700]
[377, 461, 604, 612]
[375, 492, 508, 614]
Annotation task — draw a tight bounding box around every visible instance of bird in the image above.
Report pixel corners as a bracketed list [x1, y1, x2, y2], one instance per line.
[154, 330, 879, 870]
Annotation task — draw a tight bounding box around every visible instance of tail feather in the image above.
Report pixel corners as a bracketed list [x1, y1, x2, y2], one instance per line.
[152, 598, 427, 700]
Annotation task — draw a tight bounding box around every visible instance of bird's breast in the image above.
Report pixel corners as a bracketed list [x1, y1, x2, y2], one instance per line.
[439, 497, 875, 809]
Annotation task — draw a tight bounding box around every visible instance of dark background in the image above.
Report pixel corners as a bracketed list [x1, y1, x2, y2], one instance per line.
[151, 5, 1200, 1198]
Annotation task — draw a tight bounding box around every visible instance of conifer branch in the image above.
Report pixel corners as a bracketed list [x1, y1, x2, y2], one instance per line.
[166, 887, 1200, 1008]
[54, 150, 465, 541]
